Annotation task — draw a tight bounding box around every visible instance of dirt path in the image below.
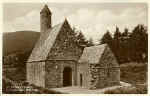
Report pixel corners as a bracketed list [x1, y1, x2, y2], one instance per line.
[51, 81, 131, 94]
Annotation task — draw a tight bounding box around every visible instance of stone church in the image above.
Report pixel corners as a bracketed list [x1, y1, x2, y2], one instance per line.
[26, 5, 120, 89]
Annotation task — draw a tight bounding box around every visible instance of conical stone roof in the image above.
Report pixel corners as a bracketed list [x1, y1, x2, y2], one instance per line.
[40, 4, 51, 14]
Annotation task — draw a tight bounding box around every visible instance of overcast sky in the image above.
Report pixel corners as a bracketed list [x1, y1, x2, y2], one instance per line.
[3, 3, 147, 42]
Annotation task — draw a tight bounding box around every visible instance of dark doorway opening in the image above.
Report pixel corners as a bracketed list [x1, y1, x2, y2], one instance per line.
[80, 74, 83, 86]
[63, 67, 72, 86]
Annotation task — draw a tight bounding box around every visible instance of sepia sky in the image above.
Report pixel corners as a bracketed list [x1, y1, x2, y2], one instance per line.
[3, 3, 147, 42]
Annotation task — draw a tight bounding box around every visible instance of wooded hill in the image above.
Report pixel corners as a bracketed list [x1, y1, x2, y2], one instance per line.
[3, 31, 40, 56]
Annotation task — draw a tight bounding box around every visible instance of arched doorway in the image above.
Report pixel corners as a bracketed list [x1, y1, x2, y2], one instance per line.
[63, 67, 72, 86]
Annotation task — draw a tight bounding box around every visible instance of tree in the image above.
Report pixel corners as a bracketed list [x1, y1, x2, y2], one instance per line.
[112, 26, 122, 63]
[73, 27, 89, 46]
[120, 28, 130, 62]
[129, 24, 148, 62]
[122, 28, 129, 37]
[71, 27, 79, 42]
[113, 26, 121, 40]
[76, 31, 88, 46]
[100, 30, 113, 45]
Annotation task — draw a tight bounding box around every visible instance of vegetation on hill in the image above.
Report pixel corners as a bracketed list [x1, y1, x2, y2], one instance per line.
[3, 24, 148, 94]
[120, 62, 147, 85]
[73, 24, 148, 64]
[3, 31, 40, 56]
[104, 62, 147, 94]
[3, 50, 31, 81]
[99, 24, 148, 64]
[3, 24, 147, 64]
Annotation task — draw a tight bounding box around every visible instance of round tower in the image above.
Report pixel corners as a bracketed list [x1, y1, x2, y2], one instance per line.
[40, 5, 52, 33]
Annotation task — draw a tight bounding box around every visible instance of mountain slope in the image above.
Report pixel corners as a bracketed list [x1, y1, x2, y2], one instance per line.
[3, 31, 40, 56]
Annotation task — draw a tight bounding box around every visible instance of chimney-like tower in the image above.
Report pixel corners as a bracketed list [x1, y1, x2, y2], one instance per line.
[40, 5, 52, 33]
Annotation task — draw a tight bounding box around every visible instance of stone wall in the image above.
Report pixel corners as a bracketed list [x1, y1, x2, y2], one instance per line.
[101, 45, 120, 85]
[45, 20, 82, 88]
[45, 60, 77, 88]
[77, 62, 91, 88]
[88, 45, 120, 89]
[89, 64, 107, 89]
[26, 62, 45, 87]
[27, 20, 83, 88]
[47, 20, 83, 60]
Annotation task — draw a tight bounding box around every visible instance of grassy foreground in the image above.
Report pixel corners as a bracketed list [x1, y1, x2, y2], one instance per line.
[105, 62, 147, 94]
[3, 62, 147, 94]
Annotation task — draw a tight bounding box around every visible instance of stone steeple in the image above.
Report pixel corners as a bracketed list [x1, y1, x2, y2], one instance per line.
[40, 4, 52, 33]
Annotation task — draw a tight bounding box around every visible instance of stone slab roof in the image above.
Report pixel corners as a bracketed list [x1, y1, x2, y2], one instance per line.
[78, 44, 107, 64]
[27, 21, 65, 62]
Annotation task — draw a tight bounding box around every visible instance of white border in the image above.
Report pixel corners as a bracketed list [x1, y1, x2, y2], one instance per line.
[0, 0, 149, 96]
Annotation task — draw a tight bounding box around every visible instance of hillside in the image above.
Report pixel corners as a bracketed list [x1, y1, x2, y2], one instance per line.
[104, 62, 147, 94]
[3, 31, 40, 56]
[120, 62, 147, 84]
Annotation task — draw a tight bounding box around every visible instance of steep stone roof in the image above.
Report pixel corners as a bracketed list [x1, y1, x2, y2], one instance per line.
[27, 21, 66, 62]
[78, 44, 107, 64]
